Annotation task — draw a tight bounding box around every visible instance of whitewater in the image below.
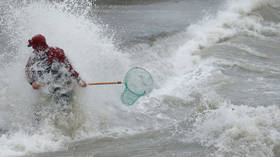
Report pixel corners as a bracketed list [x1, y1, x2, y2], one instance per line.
[0, 0, 280, 156]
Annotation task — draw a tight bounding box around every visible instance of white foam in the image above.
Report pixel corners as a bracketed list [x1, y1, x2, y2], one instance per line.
[0, 129, 70, 156]
[191, 103, 280, 156]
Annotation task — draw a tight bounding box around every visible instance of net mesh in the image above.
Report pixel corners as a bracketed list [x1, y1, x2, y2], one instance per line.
[121, 67, 153, 106]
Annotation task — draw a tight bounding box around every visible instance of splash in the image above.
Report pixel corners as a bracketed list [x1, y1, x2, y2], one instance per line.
[0, 0, 129, 156]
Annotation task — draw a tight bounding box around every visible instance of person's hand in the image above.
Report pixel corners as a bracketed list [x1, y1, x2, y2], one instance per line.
[78, 80, 87, 87]
[31, 82, 40, 90]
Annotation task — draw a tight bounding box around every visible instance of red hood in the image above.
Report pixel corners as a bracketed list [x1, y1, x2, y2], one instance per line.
[28, 34, 48, 51]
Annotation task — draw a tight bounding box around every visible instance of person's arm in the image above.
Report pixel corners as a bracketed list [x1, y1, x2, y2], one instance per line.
[25, 57, 40, 89]
[64, 57, 87, 87]
[50, 47, 87, 87]
[25, 57, 35, 85]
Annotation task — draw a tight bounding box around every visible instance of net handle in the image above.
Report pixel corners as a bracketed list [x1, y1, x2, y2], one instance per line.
[88, 81, 122, 86]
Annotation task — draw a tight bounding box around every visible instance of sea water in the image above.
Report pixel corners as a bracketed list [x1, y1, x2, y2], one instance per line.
[0, 0, 280, 156]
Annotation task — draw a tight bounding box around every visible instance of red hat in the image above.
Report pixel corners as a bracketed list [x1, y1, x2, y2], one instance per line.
[28, 34, 48, 51]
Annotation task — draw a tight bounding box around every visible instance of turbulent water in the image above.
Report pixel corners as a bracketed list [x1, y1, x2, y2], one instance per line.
[0, 0, 280, 156]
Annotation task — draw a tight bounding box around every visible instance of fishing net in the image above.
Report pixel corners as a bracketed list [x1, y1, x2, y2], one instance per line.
[121, 67, 153, 106]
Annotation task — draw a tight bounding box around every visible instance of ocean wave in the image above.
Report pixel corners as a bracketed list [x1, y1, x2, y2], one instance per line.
[0, 0, 280, 156]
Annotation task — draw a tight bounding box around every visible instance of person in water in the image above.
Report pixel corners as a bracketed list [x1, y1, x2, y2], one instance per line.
[25, 34, 87, 111]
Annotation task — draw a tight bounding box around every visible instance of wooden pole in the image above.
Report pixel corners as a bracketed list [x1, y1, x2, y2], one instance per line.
[88, 81, 122, 85]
